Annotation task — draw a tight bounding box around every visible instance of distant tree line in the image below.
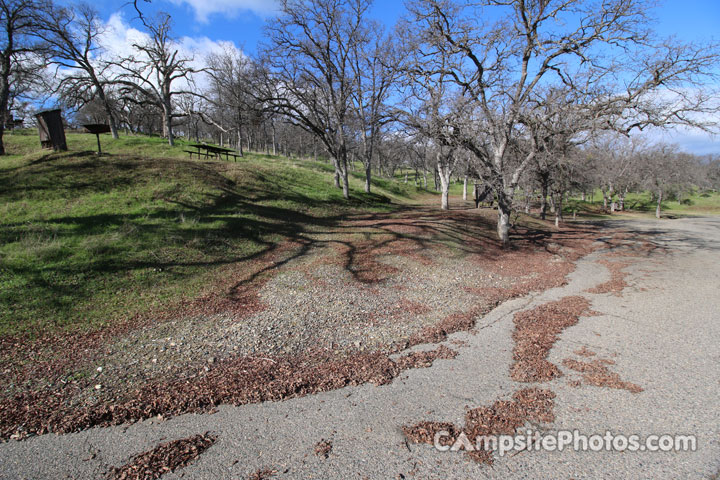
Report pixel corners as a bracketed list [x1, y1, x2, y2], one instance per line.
[1, 0, 719, 241]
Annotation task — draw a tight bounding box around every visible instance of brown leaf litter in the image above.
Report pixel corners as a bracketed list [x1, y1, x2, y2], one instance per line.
[0, 210, 646, 442]
[562, 358, 643, 394]
[107, 432, 216, 480]
[248, 467, 277, 480]
[401, 225, 658, 467]
[510, 297, 597, 383]
[0, 241, 299, 418]
[574, 346, 597, 357]
[1, 346, 456, 439]
[406, 309, 482, 347]
[403, 388, 556, 464]
[314, 439, 333, 458]
[587, 260, 631, 296]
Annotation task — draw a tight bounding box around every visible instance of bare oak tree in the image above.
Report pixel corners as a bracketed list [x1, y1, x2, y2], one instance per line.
[112, 12, 197, 146]
[403, 0, 719, 245]
[38, 2, 120, 138]
[349, 21, 397, 193]
[260, 0, 373, 199]
[0, 0, 44, 154]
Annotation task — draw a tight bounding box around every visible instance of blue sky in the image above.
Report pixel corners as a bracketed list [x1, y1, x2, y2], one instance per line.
[86, 0, 719, 154]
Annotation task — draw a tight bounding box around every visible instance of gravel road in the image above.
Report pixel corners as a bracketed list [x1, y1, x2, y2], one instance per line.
[1, 216, 718, 479]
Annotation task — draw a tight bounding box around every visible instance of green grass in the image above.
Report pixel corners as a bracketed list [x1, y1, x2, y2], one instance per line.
[0, 131, 429, 337]
[565, 188, 720, 219]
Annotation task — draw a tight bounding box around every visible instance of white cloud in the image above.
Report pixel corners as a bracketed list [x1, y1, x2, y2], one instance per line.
[101, 13, 150, 60]
[98, 13, 243, 91]
[164, 0, 279, 22]
[641, 126, 719, 156]
[632, 87, 720, 155]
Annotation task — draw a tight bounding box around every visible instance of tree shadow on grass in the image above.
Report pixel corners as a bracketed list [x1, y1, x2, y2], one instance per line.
[0, 153, 606, 335]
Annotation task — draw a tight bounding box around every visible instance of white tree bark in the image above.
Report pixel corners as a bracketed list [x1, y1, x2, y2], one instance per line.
[438, 161, 451, 210]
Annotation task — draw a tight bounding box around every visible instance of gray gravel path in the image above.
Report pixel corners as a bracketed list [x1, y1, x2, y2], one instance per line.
[1, 217, 718, 480]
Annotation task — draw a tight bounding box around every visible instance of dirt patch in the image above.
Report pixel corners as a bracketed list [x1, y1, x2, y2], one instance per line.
[107, 432, 216, 480]
[587, 260, 630, 296]
[562, 358, 643, 393]
[403, 388, 556, 464]
[400, 222, 657, 467]
[510, 297, 596, 383]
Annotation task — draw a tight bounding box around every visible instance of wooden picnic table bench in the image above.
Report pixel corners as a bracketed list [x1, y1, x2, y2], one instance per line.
[186, 143, 242, 161]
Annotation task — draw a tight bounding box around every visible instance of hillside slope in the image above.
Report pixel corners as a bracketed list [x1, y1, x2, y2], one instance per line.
[0, 131, 429, 336]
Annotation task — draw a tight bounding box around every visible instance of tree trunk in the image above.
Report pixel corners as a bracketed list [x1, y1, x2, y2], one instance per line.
[581, 192, 586, 201]
[332, 157, 341, 189]
[437, 158, 451, 210]
[524, 188, 531, 214]
[0, 49, 11, 155]
[271, 121, 277, 156]
[656, 189, 663, 219]
[97, 86, 119, 139]
[364, 162, 371, 194]
[164, 111, 174, 147]
[341, 155, 350, 200]
[497, 199, 511, 247]
[463, 176, 468, 201]
[540, 180, 548, 220]
[555, 193, 563, 228]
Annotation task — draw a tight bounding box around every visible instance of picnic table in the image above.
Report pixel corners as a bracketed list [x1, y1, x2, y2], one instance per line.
[185, 143, 242, 161]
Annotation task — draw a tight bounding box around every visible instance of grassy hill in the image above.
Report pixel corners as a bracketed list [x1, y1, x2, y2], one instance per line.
[0, 130, 431, 337]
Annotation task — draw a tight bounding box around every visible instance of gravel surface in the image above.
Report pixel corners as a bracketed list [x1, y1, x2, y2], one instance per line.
[2, 215, 717, 479]
[1, 206, 596, 435]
